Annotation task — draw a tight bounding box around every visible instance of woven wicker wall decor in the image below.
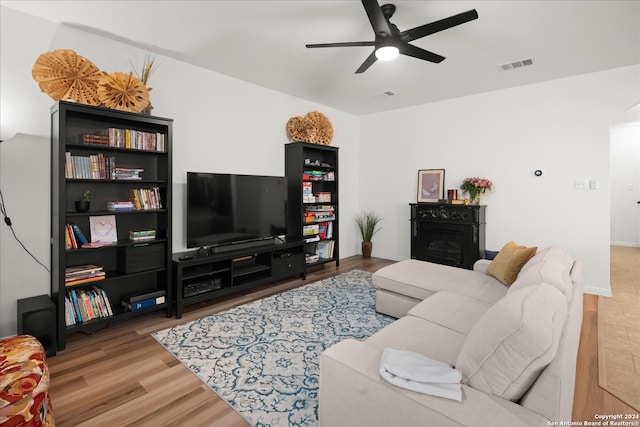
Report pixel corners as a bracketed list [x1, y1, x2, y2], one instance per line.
[32, 49, 105, 105]
[286, 111, 334, 145]
[98, 72, 150, 113]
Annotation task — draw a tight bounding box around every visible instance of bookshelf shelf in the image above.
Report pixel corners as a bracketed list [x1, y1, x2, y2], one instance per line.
[285, 142, 339, 269]
[51, 101, 173, 351]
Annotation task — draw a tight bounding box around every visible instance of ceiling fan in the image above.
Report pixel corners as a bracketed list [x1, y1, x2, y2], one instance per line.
[306, 0, 478, 74]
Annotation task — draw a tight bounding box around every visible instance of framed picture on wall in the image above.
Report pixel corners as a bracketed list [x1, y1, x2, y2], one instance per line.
[417, 169, 445, 203]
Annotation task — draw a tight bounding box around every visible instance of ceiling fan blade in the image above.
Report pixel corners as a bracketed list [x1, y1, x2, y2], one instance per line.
[401, 44, 445, 63]
[306, 41, 376, 48]
[355, 51, 378, 74]
[362, 0, 392, 36]
[401, 9, 478, 42]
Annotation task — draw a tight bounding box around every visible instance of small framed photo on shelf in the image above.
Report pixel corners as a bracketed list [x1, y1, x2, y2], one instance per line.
[417, 169, 445, 203]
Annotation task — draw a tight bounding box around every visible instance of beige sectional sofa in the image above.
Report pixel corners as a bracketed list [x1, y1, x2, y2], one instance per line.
[319, 245, 583, 426]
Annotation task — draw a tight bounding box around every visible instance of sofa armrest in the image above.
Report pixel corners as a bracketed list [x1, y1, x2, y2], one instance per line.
[473, 259, 491, 274]
[319, 339, 548, 427]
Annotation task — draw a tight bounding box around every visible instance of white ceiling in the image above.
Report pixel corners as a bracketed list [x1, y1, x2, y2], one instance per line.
[2, 0, 639, 115]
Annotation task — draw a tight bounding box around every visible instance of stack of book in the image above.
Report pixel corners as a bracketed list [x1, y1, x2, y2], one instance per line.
[129, 229, 156, 241]
[303, 182, 315, 203]
[65, 264, 105, 286]
[65, 286, 113, 325]
[302, 170, 335, 181]
[121, 289, 166, 312]
[303, 170, 325, 181]
[305, 253, 319, 264]
[305, 205, 335, 222]
[113, 167, 144, 180]
[106, 200, 136, 211]
[304, 159, 334, 168]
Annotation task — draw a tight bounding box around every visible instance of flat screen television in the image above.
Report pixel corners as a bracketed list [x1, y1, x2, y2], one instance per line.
[186, 172, 288, 249]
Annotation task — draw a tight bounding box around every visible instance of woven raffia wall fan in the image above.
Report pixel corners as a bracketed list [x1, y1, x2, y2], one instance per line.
[286, 111, 334, 145]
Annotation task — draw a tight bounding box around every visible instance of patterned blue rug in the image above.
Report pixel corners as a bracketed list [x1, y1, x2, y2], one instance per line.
[152, 269, 394, 427]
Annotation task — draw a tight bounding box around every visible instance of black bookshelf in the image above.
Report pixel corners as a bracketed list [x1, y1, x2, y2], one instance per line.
[50, 101, 173, 350]
[285, 142, 339, 269]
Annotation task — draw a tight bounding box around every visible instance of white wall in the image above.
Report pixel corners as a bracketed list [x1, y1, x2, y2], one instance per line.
[358, 65, 640, 296]
[610, 123, 640, 246]
[0, 7, 359, 337]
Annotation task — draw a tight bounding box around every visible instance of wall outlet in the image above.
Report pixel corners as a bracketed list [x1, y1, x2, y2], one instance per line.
[589, 179, 598, 190]
[575, 179, 588, 190]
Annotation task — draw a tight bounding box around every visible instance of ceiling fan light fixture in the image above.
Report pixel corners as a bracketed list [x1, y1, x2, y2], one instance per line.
[375, 45, 399, 61]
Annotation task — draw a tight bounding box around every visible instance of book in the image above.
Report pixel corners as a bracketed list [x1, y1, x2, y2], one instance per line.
[65, 274, 106, 287]
[89, 215, 118, 243]
[95, 287, 113, 316]
[129, 229, 156, 240]
[71, 223, 89, 245]
[65, 264, 103, 276]
[122, 295, 165, 311]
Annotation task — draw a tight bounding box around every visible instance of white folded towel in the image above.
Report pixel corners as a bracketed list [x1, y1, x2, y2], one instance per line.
[379, 347, 462, 401]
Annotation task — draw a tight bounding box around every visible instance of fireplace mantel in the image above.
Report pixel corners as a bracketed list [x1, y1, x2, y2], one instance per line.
[409, 203, 486, 269]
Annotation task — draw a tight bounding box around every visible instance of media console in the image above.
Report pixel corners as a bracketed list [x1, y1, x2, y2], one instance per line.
[172, 239, 305, 318]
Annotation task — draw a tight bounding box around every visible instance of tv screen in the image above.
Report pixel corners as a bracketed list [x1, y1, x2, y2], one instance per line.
[187, 172, 288, 249]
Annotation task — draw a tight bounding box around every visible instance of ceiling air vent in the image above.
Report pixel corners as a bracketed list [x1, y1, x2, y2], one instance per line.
[371, 90, 397, 99]
[498, 58, 535, 71]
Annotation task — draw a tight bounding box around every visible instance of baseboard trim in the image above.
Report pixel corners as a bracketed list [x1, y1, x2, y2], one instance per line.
[584, 285, 612, 297]
[610, 241, 640, 248]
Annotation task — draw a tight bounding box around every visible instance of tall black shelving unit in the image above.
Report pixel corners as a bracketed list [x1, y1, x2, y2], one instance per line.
[51, 101, 173, 350]
[285, 142, 339, 269]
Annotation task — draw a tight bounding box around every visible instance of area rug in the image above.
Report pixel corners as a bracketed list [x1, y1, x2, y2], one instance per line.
[152, 269, 395, 426]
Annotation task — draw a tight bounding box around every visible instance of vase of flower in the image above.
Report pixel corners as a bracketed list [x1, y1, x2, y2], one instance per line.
[460, 177, 493, 205]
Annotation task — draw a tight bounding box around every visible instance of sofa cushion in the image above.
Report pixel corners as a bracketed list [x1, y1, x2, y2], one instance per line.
[365, 316, 466, 366]
[486, 241, 537, 285]
[455, 284, 567, 402]
[408, 291, 493, 335]
[509, 245, 574, 300]
[373, 260, 507, 305]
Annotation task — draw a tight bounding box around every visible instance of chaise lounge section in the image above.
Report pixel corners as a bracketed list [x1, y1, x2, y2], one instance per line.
[319, 245, 583, 426]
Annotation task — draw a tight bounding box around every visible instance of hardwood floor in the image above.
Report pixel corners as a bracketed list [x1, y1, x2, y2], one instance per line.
[598, 245, 640, 410]
[46, 256, 638, 426]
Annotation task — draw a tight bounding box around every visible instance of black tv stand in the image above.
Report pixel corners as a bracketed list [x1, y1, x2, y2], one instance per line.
[172, 238, 305, 318]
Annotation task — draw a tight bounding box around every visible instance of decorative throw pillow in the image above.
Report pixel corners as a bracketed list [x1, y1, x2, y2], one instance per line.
[486, 241, 537, 285]
[455, 284, 567, 402]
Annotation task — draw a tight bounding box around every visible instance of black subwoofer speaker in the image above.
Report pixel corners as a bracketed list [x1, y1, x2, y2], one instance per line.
[17, 295, 57, 357]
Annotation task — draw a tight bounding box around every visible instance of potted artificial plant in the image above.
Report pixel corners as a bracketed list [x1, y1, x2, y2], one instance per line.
[75, 190, 94, 213]
[355, 210, 383, 258]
